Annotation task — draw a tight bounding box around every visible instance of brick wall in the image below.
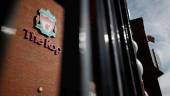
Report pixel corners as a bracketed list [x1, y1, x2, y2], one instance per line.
[0, 0, 64, 96]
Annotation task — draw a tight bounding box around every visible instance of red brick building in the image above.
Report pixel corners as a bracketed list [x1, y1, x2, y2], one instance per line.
[0, 0, 64, 96]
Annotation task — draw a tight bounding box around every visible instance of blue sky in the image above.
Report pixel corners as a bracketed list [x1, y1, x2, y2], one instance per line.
[127, 0, 170, 96]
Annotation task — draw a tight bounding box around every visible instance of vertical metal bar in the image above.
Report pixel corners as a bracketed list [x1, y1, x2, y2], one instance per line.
[104, 0, 144, 95]
[79, 0, 92, 96]
[60, 0, 81, 96]
[114, 0, 144, 95]
[103, 0, 127, 95]
[120, 0, 145, 95]
[95, 0, 115, 96]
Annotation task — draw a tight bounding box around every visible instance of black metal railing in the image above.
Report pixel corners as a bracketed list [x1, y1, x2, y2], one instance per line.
[60, 0, 144, 96]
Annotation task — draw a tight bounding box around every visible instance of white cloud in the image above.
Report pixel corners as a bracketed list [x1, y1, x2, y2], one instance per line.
[159, 72, 170, 96]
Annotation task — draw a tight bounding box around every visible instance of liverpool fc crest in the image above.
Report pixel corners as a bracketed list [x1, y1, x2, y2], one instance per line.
[35, 8, 57, 37]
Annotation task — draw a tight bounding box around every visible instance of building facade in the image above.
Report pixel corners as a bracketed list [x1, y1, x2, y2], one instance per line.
[130, 18, 163, 96]
[0, 0, 64, 96]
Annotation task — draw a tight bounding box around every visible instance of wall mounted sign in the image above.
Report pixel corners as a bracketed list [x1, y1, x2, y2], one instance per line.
[23, 28, 61, 55]
[23, 8, 61, 55]
[35, 8, 57, 37]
